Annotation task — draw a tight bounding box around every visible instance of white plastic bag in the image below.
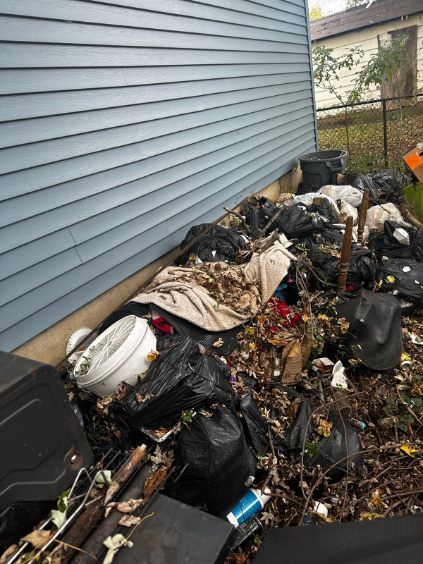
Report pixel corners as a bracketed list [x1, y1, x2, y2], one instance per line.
[352, 225, 369, 243]
[318, 185, 363, 208]
[292, 192, 340, 215]
[339, 200, 358, 225]
[366, 203, 411, 232]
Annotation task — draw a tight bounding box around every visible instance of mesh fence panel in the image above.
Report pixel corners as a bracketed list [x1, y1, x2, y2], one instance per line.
[317, 94, 423, 173]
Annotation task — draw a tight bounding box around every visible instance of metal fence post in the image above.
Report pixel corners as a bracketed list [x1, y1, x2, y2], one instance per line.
[382, 99, 388, 168]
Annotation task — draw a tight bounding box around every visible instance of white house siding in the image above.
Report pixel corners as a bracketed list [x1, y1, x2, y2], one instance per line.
[313, 13, 423, 108]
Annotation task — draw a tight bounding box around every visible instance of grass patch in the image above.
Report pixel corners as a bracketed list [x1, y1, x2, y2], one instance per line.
[317, 101, 423, 173]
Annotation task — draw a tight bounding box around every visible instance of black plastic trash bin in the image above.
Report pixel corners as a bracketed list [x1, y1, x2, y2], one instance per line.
[298, 150, 347, 194]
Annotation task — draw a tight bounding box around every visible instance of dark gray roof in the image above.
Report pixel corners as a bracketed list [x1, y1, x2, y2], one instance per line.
[311, 0, 423, 42]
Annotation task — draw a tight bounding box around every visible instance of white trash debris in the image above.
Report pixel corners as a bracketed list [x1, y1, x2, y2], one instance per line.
[331, 360, 349, 390]
[318, 185, 363, 208]
[366, 203, 411, 232]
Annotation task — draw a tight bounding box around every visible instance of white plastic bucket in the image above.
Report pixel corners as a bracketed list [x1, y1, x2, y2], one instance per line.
[74, 315, 156, 397]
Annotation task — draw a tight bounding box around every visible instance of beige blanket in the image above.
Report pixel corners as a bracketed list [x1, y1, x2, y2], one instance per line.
[132, 240, 292, 331]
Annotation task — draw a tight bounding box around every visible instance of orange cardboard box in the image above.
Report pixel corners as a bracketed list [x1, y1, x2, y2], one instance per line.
[404, 143, 423, 182]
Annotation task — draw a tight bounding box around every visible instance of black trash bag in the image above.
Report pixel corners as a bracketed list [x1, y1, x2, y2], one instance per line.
[368, 169, 411, 205]
[345, 172, 379, 202]
[278, 205, 317, 239]
[155, 333, 180, 351]
[346, 170, 411, 205]
[304, 240, 375, 288]
[318, 229, 376, 286]
[177, 223, 247, 265]
[285, 400, 313, 451]
[242, 197, 317, 240]
[348, 249, 376, 287]
[237, 372, 258, 389]
[151, 305, 239, 357]
[239, 394, 286, 456]
[369, 221, 423, 262]
[239, 394, 269, 456]
[376, 259, 423, 304]
[314, 227, 344, 247]
[307, 414, 363, 481]
[334, 289, 402, 371]
[98, 302, 150, 334]
[167, 405, 256, 515]
[300, 198, 340, 225]
[119, 337, 234, 430]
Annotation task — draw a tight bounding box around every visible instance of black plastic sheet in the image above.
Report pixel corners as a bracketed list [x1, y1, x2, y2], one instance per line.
[98, 302, 150, 334]
[335, 289, 402, 371]
[151, 305, 240, 357]
[285, 400, 313, 451]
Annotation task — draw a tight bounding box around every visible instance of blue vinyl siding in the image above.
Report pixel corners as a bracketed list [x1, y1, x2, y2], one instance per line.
[0, 0, 316, 351]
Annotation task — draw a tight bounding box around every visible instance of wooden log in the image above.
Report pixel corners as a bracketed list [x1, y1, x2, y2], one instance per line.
[50, 446, 147, 563]
[104, 445, 147, 505]
[71, 465, 151, 564]
[337, 216, 354, 293]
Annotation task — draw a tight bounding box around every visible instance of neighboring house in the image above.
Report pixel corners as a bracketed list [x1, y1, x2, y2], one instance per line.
[0, 0, 317, 352]
[311, 0, 423, 108]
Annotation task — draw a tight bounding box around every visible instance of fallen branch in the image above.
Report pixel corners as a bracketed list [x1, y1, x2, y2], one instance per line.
[224, 207, 252, 236]
[299, 442, 416, 525]
[104, 445, 147, 505]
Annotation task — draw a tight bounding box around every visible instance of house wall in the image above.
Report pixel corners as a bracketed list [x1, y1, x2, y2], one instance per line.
[14, 171, 301, 367]
[313, 13, 423, 108]
[0, 0, 317, 352]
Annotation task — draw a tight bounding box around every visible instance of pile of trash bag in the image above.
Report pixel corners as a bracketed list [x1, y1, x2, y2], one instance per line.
[346, 169, 412, 204]
[17, 162, 422, 564]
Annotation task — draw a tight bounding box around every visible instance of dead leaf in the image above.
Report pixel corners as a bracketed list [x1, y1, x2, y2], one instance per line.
[22, 529, 52, 550]
[147, 351, 159, 362]
[370, 490, 388, 510]
[280, 340, 302, 384]
[359, 512, 384, 520]
[317, 418, 333, 437]
[118, 515, 141, 528]
[103, 534, 133, 564]
[0, 544, 18, 563]
[116, 498, 143, 513]
[213, 338, 224, 348]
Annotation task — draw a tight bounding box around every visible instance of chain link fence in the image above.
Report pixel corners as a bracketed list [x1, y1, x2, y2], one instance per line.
[317, 94, 423, 173]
